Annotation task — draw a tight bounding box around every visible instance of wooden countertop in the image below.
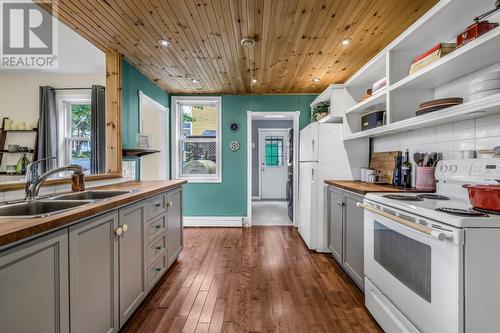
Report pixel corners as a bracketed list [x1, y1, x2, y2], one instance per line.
[0, 180, 186, 248]
[325, 180, 428, 195]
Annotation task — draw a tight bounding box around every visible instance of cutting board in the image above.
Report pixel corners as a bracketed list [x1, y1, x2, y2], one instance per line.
[369, 151, 401, 184]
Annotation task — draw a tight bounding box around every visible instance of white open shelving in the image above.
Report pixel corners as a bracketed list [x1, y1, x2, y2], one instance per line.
[332, 0, 500, 140]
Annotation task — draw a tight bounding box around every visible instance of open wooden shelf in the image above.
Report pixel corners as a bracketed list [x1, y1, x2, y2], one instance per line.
[390, 28, 500, 91]
[345, 93, 500, 140]
[346, 90, 387, 115]
[122, 148, 160, 158]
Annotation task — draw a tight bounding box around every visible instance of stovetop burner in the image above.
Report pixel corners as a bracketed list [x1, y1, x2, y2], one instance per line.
[436, 207, 489, 217]
[383, 194, 424, 201]
[417, 194, 450, 200]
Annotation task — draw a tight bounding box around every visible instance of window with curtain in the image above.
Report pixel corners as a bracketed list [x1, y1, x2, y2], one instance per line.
[56, 94, 92, 173]
[172, 96, 222, 182]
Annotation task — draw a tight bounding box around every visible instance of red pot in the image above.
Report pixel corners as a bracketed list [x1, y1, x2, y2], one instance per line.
[463, 184, 500, 212]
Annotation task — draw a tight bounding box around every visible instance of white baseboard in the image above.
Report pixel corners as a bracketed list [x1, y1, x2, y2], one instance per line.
[183, 216, 244, 227]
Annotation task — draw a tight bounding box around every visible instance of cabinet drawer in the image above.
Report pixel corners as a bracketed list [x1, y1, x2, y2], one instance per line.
[146, 235, 166, 267]
[143, 194, 166, 221]
[147, 255, 167, 289]
[145, 214, 167, 243]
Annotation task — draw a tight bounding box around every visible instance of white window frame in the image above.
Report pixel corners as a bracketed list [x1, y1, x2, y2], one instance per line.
[172, 96, 222, 183]
[56, 92, 92, 168]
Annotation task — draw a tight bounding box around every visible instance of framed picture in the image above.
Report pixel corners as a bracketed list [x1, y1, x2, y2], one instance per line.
[136, 133, 152, 149]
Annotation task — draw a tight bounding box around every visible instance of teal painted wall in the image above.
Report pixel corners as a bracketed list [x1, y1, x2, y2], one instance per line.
[121, 59, 169, 148]
[179, 94, 317, 216]
[120, 60, 316, 216]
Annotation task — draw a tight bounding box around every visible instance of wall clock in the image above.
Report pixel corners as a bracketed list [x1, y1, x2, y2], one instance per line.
[229, 140, 240, 151]
[229, 122, 240, 132]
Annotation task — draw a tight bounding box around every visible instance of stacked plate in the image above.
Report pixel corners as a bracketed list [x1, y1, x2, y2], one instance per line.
[469, 71, 500, 101]
[416, 97, 463, 116]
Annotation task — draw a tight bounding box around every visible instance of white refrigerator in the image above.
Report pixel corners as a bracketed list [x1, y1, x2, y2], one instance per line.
[298, 122, 367, 252]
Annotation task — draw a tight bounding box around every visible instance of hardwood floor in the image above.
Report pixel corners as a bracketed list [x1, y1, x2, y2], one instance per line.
[122, 227, 382, 333]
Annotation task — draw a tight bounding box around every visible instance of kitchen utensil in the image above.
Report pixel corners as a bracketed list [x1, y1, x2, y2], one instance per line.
[416, 98, 463, 116]
[416, 166, 437, 191]
[370, 151, 401, 184]
[463, 183, 500, 212]
[422, 153, 429, 166]
[426, 152, 438, 167]
[413, 152, 423, 166]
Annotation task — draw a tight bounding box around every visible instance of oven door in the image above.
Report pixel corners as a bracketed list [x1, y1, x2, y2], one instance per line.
[362, 200, 464, 333]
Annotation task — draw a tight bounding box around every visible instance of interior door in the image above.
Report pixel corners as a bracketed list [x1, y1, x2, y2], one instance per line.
[139, 92, 168, 180]
[259, 129, 289, 199]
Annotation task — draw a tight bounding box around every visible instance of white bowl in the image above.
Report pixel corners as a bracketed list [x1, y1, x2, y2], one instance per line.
[469, 89, 500, 101]
[471, 71, 500, 85]
[469, 79, 500, 94]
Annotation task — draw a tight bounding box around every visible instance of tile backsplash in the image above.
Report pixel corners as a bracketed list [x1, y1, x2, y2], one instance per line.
[373, 113, 500, 159]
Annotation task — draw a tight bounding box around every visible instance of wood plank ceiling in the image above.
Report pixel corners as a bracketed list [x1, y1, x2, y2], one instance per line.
[39, 0, 437, 94]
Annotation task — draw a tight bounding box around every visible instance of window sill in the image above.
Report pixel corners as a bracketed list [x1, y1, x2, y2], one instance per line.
[0, 173, 123, 192]
[177, 177, 222, 184]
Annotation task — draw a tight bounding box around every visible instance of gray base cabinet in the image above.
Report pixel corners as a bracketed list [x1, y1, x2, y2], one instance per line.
[0, 230, 69, 333]
[327, 186, 365, 291]
[119, 202, 147, 325]
[0, 187, 184, 333]
[166, 188, 183, 266]
[69, 212, 119, 333]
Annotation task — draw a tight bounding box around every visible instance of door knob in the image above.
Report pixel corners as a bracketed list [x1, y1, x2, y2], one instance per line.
[167, 201, 173, 208]
[115, 227, 123, 236]
[122, 224, 128, 232]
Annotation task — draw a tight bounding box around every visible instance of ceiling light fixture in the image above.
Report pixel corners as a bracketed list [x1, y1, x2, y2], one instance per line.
[312, 78, 321, 83]
[159, 39, 171, 47]
[240, 38, 256, 48]
[252, 79, 257, 83]
[340, 38, 352, 46]
[191, 79, 199, 84]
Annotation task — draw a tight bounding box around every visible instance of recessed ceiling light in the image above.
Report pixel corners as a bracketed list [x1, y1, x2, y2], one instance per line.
[252, 79, 257, 83]
[159, 39, 171, 47]
[191, 79, 199, 84]
[241, 38, 256, 48]
[340, 38, 352, 46]
[312, 78, 321, 83]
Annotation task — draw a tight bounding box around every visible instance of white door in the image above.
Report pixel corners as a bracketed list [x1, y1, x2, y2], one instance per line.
[259, 129, 289, 199]
[139, 92, 168, 180]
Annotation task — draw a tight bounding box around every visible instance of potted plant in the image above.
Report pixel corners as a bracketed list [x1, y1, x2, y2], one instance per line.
[311, 101, 330, 121]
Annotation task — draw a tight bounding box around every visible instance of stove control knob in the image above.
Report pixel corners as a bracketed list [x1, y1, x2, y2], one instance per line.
[449, 165, 458, 173]
[439, 164, 448, 173]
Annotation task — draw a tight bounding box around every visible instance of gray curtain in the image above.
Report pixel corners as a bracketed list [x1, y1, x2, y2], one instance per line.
[37, 86, 58, 173]
[91, 85, 106, 174]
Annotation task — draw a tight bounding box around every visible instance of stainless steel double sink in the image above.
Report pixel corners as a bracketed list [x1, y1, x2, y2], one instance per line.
[0, 190, 134, 218]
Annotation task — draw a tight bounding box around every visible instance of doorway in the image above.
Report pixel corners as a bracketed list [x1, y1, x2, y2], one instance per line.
[139, 91, 169, 180]
[246, 112, 300, 227]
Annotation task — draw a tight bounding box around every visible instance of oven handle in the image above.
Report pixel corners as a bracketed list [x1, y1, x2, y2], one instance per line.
[357, 202, 450, 241]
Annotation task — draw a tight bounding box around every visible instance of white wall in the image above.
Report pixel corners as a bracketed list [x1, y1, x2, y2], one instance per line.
[0, 73, 105, 123]
[0, 73, 105, 171]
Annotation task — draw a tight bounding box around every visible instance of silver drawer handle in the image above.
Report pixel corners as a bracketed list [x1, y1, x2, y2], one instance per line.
[336, 200, 344, 206]
[154, 203, 162, 209]
[357, 202, 450, 241]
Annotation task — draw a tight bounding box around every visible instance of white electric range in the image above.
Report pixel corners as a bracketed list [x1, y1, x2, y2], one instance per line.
[359, 158, 500, 333]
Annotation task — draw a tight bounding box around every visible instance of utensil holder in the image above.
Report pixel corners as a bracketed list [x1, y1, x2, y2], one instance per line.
[416, 167, 436, 191]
